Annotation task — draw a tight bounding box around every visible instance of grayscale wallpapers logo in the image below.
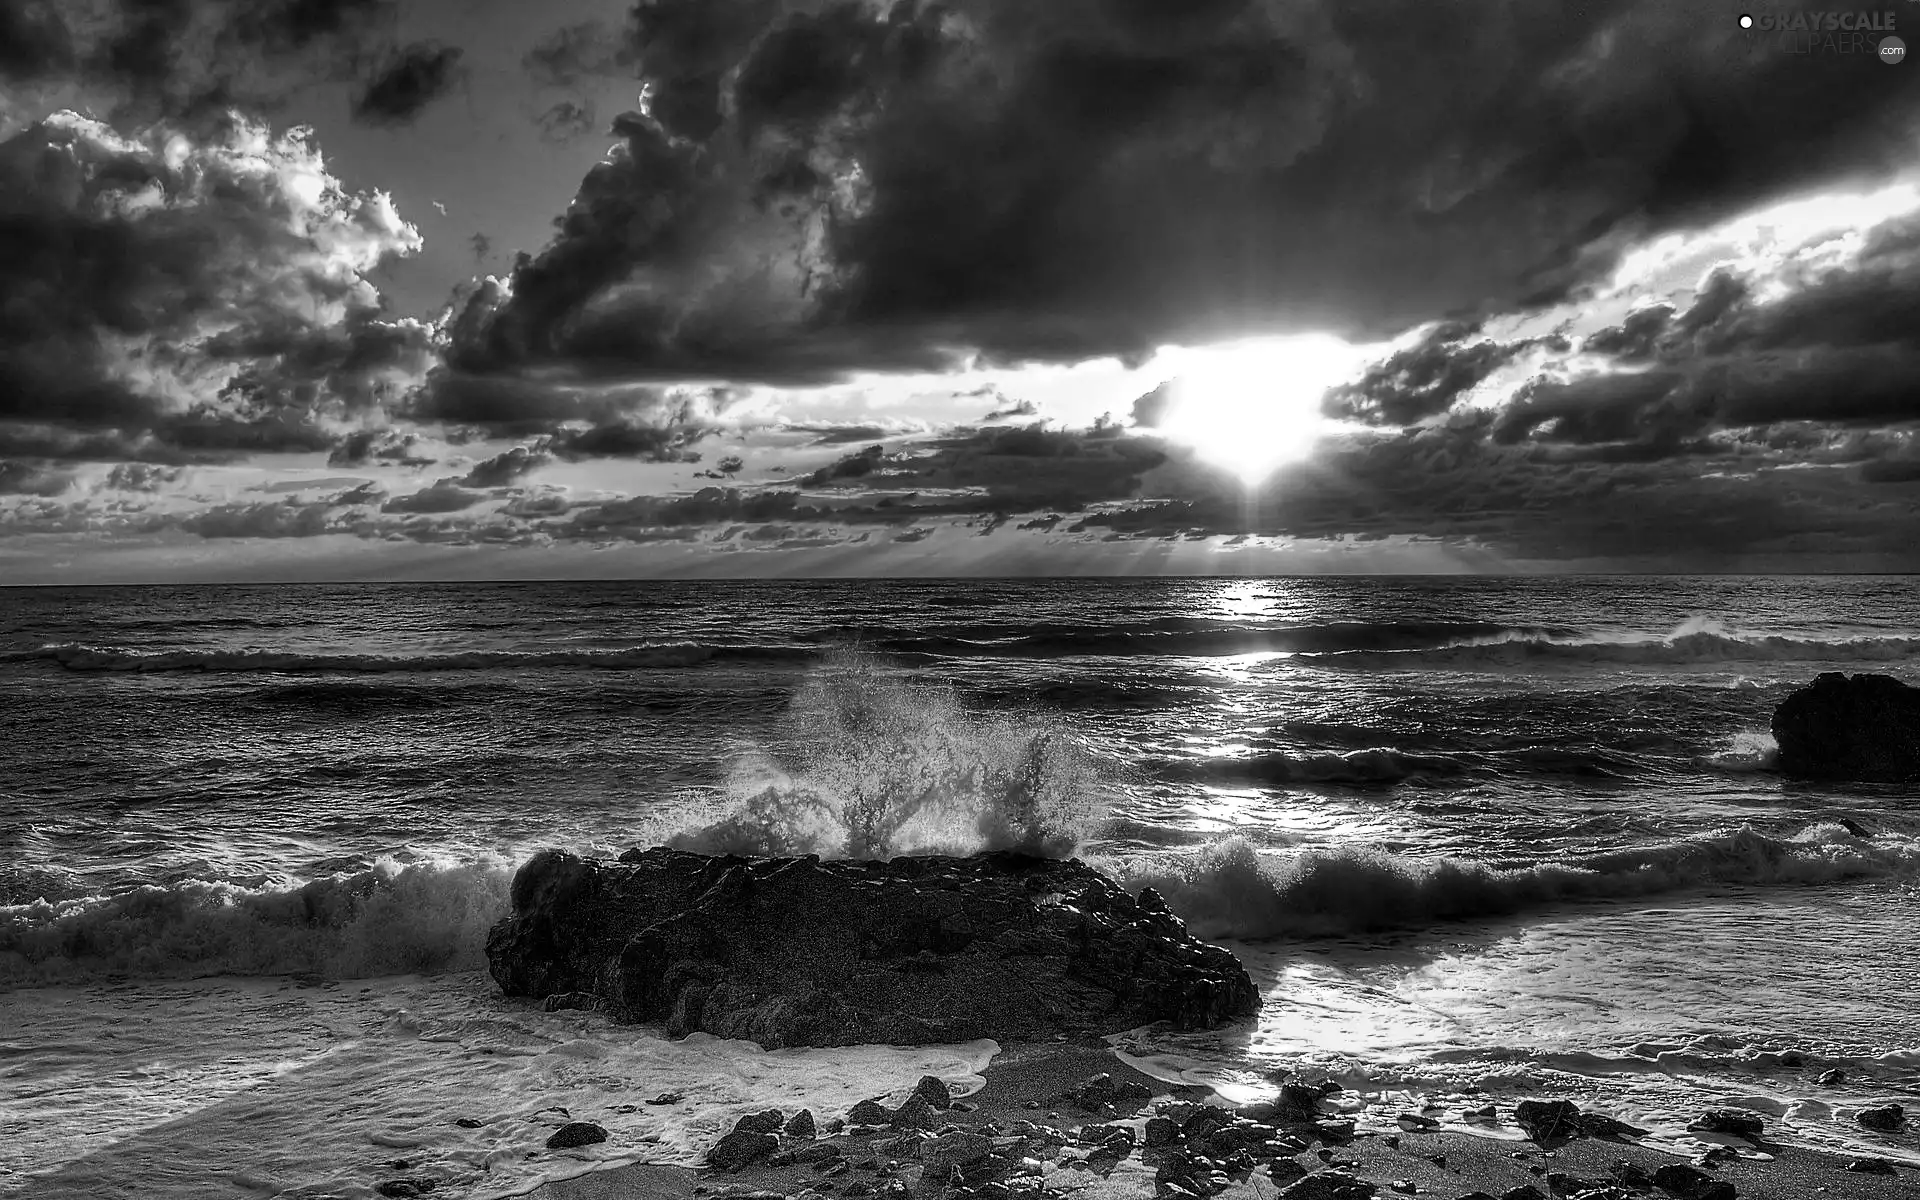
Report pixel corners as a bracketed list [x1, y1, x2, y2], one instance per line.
[1736, 9, 1905, 57]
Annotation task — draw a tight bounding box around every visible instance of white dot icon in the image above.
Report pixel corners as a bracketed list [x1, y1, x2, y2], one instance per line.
[1739, 13, 1754, 28]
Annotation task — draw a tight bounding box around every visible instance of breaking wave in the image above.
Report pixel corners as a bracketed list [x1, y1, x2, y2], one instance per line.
[0, 858, 512, 987]
[1098, 823, 1920, 940]
[1288, 618, 1920, 671]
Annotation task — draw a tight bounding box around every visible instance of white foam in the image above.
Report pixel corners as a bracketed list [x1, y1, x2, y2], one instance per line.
[1105, 881, 1920, 1169]
[0, 973, 996, 1199]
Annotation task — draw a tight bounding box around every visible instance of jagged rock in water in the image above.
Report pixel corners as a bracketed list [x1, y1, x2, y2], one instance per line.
[1772, 673, 1920, 782]
[544, 1122, 607, 1149]
[485, 847, 1259, 1048]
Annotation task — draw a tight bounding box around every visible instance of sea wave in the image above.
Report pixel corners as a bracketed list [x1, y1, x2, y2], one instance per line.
[4, 642, 814, 673]
[886, 620, 1585, 659]
[1097, 823, 1920, 939]
[1161, 744, 1648, 787]
[0, 858, 512, 986]
[1287, 618, 1920, 671]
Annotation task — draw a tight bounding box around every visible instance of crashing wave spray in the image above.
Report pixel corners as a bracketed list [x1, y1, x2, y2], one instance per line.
[666, 647, 1110, 859]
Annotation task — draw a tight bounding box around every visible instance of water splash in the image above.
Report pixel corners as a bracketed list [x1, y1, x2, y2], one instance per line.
[666, 647, 1110, 860]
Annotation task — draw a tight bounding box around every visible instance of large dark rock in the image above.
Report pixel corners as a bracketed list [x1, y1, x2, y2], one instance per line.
[1772, 673, 1920, 782]
[485, 847, 1259, 1048]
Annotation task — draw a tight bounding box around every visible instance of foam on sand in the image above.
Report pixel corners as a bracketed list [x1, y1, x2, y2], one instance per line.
[1, 973, 996, 1199]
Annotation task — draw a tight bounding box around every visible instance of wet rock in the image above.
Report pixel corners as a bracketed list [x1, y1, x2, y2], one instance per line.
[1772, 672, 1920, 782]
[486, 848, 1258, 1047]
[1686, 1110, 1762, 1137]
[1845, 1158, 1897, 1174]
[708, 1130, 779, 1172]
[849, 1100, 894, 1126]
[1269, 1160, 1309, 1184]
[913, 1075, 955, 1110]
[786, 1109, 817, 1138]
[1607, 1162, 1652, 1189]
[648, 1092, 686, 1105]
[1514, 1100, 1584, 1145]
[1456, 1194, 1500, 1200]
[1276, 1170, 1375, 1199]
[924, 1131, 995, 1172]
[1649, 1164, 1717, 1197]
[1145, 1117, 1179, 1147]
[1815, 1069, 1845, 1086]
[1311, 1119, 1356, 1144]
[453, 1118, 484, 1129]
[546, 1122, 609, 1150]
[1390, 1181, 1416, 1194]
[733, 1111, 785, 1135]
[1398, 1114, 1440, 1131]
[374, 1181, 438, 1198]
[1499, 1188, 1546, 1200]
[841, 1184, 876, 1198]
[1858, 1103, 1906, 1131]
[1577, 1112, 1645, 1140]
[769, 1142, 844, 1168]
[891, 1095, 938, 1130]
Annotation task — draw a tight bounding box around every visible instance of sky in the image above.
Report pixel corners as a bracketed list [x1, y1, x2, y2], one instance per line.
[3, 0, 1920, 581]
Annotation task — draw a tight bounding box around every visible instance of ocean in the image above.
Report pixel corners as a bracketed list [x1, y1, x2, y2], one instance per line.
[2, 575, 1917, 1198]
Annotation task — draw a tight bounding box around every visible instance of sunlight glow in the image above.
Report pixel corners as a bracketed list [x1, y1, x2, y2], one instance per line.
[1148, 334, 1371, 484]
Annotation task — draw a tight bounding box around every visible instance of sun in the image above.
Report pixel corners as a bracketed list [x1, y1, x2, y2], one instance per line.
[1148, 333, 1368, 484]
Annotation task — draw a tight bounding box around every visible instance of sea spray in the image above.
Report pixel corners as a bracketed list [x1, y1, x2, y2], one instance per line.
[665, 647, 1111, 859]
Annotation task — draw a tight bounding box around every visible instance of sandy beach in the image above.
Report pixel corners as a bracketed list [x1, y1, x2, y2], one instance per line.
[527, 1041, 1920, 1200]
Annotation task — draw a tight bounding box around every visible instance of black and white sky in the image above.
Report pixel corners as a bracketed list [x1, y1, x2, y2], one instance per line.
[3, 0, 1918, 580]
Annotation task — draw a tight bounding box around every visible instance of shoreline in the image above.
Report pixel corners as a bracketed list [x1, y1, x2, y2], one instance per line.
[528, 1040, 1919, 1200]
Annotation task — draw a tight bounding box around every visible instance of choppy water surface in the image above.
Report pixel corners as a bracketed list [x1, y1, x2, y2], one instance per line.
[2, 575, 1917, 1194]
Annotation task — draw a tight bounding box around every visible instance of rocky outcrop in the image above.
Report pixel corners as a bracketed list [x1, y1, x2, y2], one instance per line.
[1772, 673, 1920, 782]
[486, 847, 1259, 1048]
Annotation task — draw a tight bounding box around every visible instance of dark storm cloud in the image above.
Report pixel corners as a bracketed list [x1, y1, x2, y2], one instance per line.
[455, 443, 548, 487]
[0, 461, 73, 495]
[1326, 323, 1533, 425]
[440, 0, 1920, 392]
[327, 428, 433, 468]
[0, 0, 403, 130]
[380, 479, 487, 513]
[0, 112, 424, 461]
[351, 41, 465, 127]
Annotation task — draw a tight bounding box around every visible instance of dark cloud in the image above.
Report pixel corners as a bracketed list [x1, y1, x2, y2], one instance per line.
[456, 444, 549, 487]
[441, 0, 1920, 392]
[0, 460, 73, 495]
[103, 463, 185, 492]
[180, 499, 339, 539]
[327, 428, 433, 468]
[352, 41, 465, 127]
[0, 0, 401, 130]
[0, 112, 424, 461]
[985, 397, 1040, 421]
[1326, 323, 1530, 425]
[380, 480, 487, 513]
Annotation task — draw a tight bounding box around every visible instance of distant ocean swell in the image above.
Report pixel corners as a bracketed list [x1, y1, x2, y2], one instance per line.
[1287, 627, 1920, 670]
[11, 620, 1918, 673]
